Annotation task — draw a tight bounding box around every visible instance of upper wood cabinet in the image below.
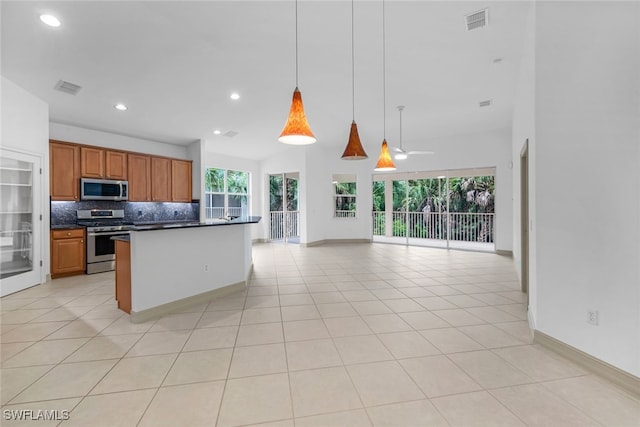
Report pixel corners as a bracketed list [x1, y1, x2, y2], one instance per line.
[127, 154, 151, 201]
[80, 147, 105, 178]
[151, 157, 172, 202]
[105, 151, 128, 180]
[50, 141, 80, 201]
[81, 147, 128, 180]
[171, 159, 192, 202]
[50, 141, 193, 203]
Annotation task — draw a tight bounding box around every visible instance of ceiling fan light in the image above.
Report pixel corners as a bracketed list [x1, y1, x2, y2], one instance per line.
[374, 139, 396, 171]
[279, 87, 316, 145]
[394, 152, 408, 160]
[341, 121, 368, 160]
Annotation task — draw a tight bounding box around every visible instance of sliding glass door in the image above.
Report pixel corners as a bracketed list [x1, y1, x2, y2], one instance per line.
[372, 168, 495, 252]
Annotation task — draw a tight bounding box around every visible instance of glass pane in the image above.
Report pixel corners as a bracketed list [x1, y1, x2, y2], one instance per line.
[286, 178, 298, 211]
[205, 168, 225, 192]
[269, 175, 283, 211]
[227, 170, 248, 194]
[335, 182, 356, 195]
[372, 181, 385, 212]
[392, 180, 407, 237]
[228, 195, 248, 217]
[0, 155, 34, 279]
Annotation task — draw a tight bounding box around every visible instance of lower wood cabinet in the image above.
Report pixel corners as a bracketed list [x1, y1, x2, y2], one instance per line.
[114, 239, 131, 314]
[50, 229, 85, 278]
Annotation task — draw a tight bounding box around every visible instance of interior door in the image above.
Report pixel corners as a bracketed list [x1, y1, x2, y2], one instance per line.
[0, 148, 42, 296]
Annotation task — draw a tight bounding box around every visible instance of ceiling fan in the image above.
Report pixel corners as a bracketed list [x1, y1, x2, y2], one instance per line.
[391, 106, 434, 160]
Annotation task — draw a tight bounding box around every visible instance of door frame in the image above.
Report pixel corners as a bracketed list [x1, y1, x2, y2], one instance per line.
[0, 147, 44, 296]
[520, 140, 529, 299]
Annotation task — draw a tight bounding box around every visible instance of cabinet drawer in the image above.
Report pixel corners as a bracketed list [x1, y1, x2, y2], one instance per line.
[52, 229, 85, 239]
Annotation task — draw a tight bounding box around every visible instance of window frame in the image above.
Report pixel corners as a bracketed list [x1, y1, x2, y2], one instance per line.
[204, 167, 250, 219]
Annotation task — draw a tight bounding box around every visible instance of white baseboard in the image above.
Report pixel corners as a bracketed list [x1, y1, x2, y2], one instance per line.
[534, 330, 640, 398]
[301, 238, 372, 247]
[129, 281, 246, 324]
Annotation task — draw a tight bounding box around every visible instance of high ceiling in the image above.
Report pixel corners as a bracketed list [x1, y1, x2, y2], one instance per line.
[1, 1, 529, 160]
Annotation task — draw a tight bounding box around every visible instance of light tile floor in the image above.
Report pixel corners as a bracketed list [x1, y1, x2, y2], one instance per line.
[1, 243, 639, 426]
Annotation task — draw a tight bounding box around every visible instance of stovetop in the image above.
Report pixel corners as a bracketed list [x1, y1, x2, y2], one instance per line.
[76, 220, 134, 227]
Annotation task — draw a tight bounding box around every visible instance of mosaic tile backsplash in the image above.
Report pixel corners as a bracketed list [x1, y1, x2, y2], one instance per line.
[51, 201, 200, 226]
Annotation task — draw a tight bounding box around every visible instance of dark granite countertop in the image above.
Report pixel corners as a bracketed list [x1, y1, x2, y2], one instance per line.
[51, 225, 85, 230]
[129, 216, 261, 231]
[111, 235, 130, 242]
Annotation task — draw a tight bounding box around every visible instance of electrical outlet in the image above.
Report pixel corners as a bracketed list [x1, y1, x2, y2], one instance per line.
[587, 310, 599, 325]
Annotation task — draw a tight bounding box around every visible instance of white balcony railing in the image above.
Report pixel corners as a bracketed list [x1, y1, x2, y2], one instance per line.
[374, 211, 494, 243]
[334, 210, 356, 218]
[269, 211, 300, 241]
[205, 207, 245, 219]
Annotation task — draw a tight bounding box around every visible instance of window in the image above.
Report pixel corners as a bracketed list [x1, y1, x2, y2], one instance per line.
[205, 168, 250, 219]
[333, 174, 357, 218]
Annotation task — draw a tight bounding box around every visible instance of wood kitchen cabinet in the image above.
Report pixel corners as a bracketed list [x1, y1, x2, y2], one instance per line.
[127, 154, 151, 201]
[50, 228, 85, 278]
[105, 150, 128, 180]
[80, 146, 105, 178]
[50, 141, 80, 201]
[171, 159, 192, 202]
[151, 157, 172, 201]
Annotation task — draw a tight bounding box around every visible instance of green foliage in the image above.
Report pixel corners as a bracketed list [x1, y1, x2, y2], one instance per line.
[269, 175, 298, 212]
[205, 168, 224, 192]
[227, 170, 248, 194]
[372, 181, 385, 211]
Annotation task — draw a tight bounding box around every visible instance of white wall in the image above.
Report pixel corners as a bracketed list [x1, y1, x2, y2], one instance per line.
[50, 122, 189, 159]
[533, 1, 640, 376]
[511, 1, 537, 325]
[1, 77, 50, 280]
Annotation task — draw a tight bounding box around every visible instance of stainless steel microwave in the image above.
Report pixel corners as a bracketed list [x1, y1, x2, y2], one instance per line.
[80, 178, 128, 201]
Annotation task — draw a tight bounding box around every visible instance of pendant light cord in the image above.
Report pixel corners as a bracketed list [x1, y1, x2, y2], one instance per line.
[382, 0, 386, 139]
[295, 0, 299, 87]
[351, 0, 355, 121]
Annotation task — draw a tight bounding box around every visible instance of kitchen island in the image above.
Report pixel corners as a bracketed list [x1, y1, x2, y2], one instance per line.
[114, 216, 260, 322]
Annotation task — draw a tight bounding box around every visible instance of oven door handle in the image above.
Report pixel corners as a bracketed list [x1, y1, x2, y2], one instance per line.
[87, 231, 131, 237]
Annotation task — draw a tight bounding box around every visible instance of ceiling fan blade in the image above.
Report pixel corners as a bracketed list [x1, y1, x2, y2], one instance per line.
[390, 146, 404, 153]
[407, 150, 434, 155]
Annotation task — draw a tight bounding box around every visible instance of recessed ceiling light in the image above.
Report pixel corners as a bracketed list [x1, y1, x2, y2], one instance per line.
[230, 93, 240, 100]
[40, 14, 61, 27]
[114, 103, 128, 111]
[213, 130, 222, 135]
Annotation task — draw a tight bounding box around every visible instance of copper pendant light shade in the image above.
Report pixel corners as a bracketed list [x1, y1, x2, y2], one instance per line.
[374, 139, 395, 171]
[279, 0, 316, 146]
[341, 0, 368, 160]
[279, 87, 316, 145]
[374, 0, 395, 171]
[341, 121, 368, 159]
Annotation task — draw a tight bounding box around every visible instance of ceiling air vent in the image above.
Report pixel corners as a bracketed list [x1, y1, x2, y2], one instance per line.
[223, 130, 238, 138]
[465, 9, 488, 31]
[479, 100, 492, 108]
[54, 80, 82, 95]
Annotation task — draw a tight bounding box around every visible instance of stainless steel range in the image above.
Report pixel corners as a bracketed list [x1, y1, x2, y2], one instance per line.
[76, 209, 133, 274]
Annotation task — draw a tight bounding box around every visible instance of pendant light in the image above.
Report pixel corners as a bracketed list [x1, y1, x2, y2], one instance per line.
[279, 0, 316, 145]
[374, 0, 396, 171]
[341, 0, 368, 160]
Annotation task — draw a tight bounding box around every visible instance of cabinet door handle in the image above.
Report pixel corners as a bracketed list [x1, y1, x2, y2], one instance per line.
[67, 232, 71, 236]
[80, 240, 83, 243]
